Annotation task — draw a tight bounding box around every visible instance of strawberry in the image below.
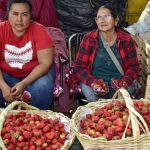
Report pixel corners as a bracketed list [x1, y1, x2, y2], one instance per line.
[92, 115, 99, 123]
[41, 135, 46, 142]
[87, 128, 96, 137]
[95, 131, 102, 138]
[58, 137, 65, 144]
[54, 131, 60, 138]
[104, 132, 113, 140]
[104, 120, 112, 128]
[114, 111, 122, 118]
[45, 146, 53, 150]
[113, 118, 124, 128]
[23, 118, 29, 124]
[18, 135, 24, 142]
[3, 138, 10, 145]
[51, 138, 57, 144]
[6, 113, 14, 119]
[32, 129, 43, 137]
[86, 114, 92, 119]
[1, 128, 6, 136]
[106, 103, 113, 110]
[32, 114, 41, 121]
[29, 145, 36, 150]
[114, 126, 124, 132]
[18, 142, 26, 148]
[54, 124, 59, 131]
[5, 126, 13, 132]
[126, 128, 132, 137]
[141, 106, 149, 115]
[36, 138, 44, 146]
[7, 144, 16, 150]
[21, 90, 31, 102]
[43, 125, 50, 133]
[3, 133, 11, 140]
[88, 122, 96, 129]
[18, 112, 26, 117]
[107, 127, 115, 136]
[42, 142, 48, 148]
[11, 137, 17, 145]
[80, 119, 90, 128]
[95, 124, 104, 132]
[24, 125, 32, 132]
[59, 127, 65, 133]
[23, 131, 32, 139]
[23, 146, 30, 150]
[104, 111, 111, 117]
[58, 123, 64, 128]
[53, 118, 59, 124]
[37, 121, 45, 129]
[46, 131, 55, 140]
[98, 118, 105, 125]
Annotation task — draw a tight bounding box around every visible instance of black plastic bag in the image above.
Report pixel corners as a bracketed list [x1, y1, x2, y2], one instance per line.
[54, 0, 128, 39]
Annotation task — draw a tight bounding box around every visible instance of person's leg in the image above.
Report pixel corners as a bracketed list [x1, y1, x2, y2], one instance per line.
[0, 73, 22, 108]
[27, 65, 55, 110]
[0, 91, 5, 108]
[107, 86, 116, 99]
[79, 83, 98, 102]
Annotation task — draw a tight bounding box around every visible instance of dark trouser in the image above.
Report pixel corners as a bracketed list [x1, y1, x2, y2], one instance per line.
[0, 66, 55, 110]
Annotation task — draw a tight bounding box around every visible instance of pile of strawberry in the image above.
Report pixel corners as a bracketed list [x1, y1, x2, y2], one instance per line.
[1, 112, 69, 150]
[80, 100, 150, 140]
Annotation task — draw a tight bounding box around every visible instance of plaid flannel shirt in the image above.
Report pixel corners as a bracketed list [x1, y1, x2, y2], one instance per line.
[73, 29, 139, 87]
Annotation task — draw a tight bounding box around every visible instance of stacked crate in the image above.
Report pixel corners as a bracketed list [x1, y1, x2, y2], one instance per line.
[145, 75, 150, 99]
[132, 35, 150, 95]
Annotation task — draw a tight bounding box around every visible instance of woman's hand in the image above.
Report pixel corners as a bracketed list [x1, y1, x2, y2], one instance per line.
[1, 84, 14, 102]
[111, 78, 128, 90]
[91, 79, 109, 96]
[11, 81, 27, 100]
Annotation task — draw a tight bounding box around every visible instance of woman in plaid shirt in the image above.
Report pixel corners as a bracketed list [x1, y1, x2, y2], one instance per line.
[66, 5, 140, 102]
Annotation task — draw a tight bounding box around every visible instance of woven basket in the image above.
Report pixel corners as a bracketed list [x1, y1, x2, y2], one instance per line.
[0, 101, 75, 150]
[71, 88, 150, 150]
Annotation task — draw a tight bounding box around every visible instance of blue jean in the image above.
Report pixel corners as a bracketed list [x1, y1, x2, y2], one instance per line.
[79, 83, 98, 102]
[0, 65, 55, 110]
[79, 82, 135, 102]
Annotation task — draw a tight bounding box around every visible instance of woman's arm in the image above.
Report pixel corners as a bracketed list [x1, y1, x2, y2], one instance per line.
[11, 47, 54, 96]
[122, 38, 139, 85]
[0, 70, 14, 101]
[74, 34, 96, 86]
[22, 47, 54, 85]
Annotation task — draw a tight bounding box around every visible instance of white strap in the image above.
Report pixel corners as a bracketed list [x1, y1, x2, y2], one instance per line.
[100, 34, 124, 76]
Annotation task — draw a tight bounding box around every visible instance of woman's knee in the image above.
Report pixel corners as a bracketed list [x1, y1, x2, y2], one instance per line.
[80, 83, 98, 102]
[27, 68, 55, 109]
[31, 66, 55, 91]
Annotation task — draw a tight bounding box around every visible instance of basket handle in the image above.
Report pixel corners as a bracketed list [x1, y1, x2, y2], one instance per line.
[113, 88, 149, 139]
[0, 101, 39, 150]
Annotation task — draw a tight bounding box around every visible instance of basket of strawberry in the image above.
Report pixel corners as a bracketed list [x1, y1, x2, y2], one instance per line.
[0, 101, 75, 150]
[71, 88, 150, 150]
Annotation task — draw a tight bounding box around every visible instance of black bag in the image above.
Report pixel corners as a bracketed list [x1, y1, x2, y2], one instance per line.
[54, 0, 128, 39]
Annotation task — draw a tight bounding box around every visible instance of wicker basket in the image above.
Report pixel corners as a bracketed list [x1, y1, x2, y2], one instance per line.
[71, 88, 150, 150]
[0, 101, 75, 150]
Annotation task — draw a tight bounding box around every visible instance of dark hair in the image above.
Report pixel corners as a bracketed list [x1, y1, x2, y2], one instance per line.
[7, 0, 32, 13]
[97, 4, 118, 19]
